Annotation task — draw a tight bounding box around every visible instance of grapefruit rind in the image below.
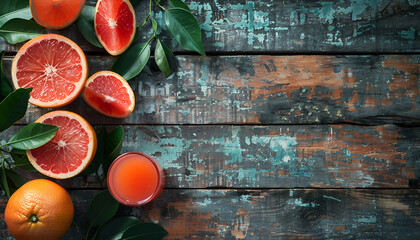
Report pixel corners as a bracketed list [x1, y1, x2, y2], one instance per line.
[30, 0, 86, 30]
[11, 34, 88, 108]
[82, 71, 135, 118]
[94, 0, 137, 56]
[27, 111, 97, 179]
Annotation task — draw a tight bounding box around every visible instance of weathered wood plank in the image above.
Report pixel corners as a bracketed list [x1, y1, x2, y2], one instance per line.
[2, 124, 419, 188]
[2, 189, 420, 239]
[1, 0, 419, 53]
[3, 55, 419, 125]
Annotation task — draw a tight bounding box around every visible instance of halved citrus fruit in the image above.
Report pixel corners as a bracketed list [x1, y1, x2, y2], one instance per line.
[30, 0, 86, 30]
[83, 71, 135, 118]
[11, 34, 88, 108]
[27, 111, 97, 179]
[94, 0, 136, 55]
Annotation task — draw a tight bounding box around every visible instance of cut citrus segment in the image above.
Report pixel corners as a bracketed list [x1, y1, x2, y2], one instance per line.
[83, 71, 135, 118]
[94, 0, 136, 55]
[30, 0, 86, 30]
[11, 34, 88, 108]
[27, 111, 97, 179]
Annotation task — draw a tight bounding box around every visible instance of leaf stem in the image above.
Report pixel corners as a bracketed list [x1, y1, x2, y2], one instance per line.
[85, 225, 92, 240]
[138, 14, 150, 29]
[0, 148, 11, 154]
[154, 0, 166, 11]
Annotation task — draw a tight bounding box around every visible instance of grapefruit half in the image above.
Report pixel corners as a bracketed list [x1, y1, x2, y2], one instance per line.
[30, 0, 86, 30]
[94, 0, 136, 55]
[83, 71, 135, 118]
[27, 111, 97, 179]
[11, 34, 88, 108]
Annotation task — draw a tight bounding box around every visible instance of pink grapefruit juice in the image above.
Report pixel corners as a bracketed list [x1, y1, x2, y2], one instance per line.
[107, 152, 164, 206]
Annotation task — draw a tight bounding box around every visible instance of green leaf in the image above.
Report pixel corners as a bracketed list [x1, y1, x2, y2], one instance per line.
[76, 5, 103, 48]
[10, 148, 36, 171]
[111, 43, 151, 80]
[121, 223, 168, 240]
[0, 88, 31, 132]
[103, 126, 124, 173]
[82, 127, 106, 176]
[5, 168, 25, 193]
[0, 164, 10, 198]
[130, 0, 143, 8]
[88, 190, 119, 227]
[151, 18, 158, 33]
[0, 51, 13, 101]
[165, 8, 205, 56]
[0, 19, 46, 44]
[7, 123, 59, 150]
[169, 0, 190, 11]
[0, 0, 29, 16]
[96, 216, 141, 240]
[155, 39, 177, 77]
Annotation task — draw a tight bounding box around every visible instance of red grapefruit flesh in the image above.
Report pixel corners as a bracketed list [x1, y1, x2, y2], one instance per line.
[82, 71, 135, 118]
[27, 111, 97, 179]
[11, 34, 88, 108]
[94, 0, 136, 56]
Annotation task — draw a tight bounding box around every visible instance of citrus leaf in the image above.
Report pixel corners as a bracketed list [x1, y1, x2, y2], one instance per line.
[0, 164, 10, 198]
[165, 8, 205, 56]
[0, 51, 13, 101]
[5, 168, 25, 193]
[104, 126, 124, 173]
[0, 88, 31, 132]
[130, 0, 143, 8]
[96, 216, 141, 240]
[10, 148, 36, 171]
[151, 18, 158, 33]
[88, 190, 119, 227]
[82, 127, 106, 176]
[169, 0, 190, 11]
[8, 123, 59, 150]
[77, 5, 103, 48]
[0, 18, 46, 44]
[155, 38, 177, 77]
[0, 0, 29, 16]
[111, 42, 151, 80]
[121, 223, 168, 240]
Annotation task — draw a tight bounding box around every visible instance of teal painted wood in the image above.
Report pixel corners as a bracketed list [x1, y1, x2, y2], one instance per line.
[2, 124, 419, 188]
[3, 55, 419, 125]
[2, 189, 420, 239]
[0, 0, 419, 53]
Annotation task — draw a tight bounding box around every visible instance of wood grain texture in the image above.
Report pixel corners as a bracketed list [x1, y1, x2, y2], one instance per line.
[2, 189, 420, 239]
[3, 55, 419, 125]
[1, 0, 419, 53]
[2, 124, 419, 188]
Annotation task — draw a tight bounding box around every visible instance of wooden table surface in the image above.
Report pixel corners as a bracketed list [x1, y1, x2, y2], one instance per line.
[1, 0, 420, 239]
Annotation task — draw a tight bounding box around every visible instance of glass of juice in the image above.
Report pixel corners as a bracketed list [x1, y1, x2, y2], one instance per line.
[107, 152, 165, 206]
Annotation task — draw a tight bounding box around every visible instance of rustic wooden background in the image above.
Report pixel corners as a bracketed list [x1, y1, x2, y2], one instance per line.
[1, 0, 420, 239]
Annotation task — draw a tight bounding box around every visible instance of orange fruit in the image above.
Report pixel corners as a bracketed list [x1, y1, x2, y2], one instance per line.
[27, 111, 97, 179]
[4, 179, 74, 240]
[11, 34, 88, 108]
[82, 71, 135, 118]
[94, 0, 136, 55]
[30, 0, 86, 30]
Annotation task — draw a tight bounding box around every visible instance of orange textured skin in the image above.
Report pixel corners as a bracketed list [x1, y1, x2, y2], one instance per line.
[4, 179, 74, 240]
[30, 0, 86, 30]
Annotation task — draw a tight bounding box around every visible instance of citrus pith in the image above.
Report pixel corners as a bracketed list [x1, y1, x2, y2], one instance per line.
[27, 111, 97, 179]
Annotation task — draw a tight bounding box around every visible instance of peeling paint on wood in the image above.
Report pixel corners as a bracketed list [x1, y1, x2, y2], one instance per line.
[0, 0, 419, 53]
[2, 125, 419, 188]
[3, 55, 419, 125]
[2, 189, 419, 239]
